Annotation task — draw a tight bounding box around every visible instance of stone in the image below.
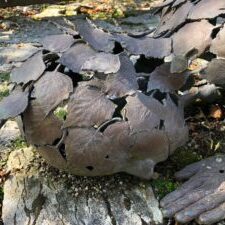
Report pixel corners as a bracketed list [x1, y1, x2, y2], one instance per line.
[2, 147, 163, 225]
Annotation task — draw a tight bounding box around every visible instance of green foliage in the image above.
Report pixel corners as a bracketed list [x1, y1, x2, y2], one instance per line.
[11, 137, 28, 149]
[170, 148, 202, 171]
[0, 73, 10, 82]
[151, 178, 180, 199]
[0, 88, 9, 101]
[54, 106, 68, 121]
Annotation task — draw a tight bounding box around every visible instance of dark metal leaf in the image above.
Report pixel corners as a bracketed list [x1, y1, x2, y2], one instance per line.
[210, 26, 225, 57]
[60, 43, 96, 73]
[10, 51, 45, 84]
[155, 0, 175, 8]
[116, 34, 171, 58]
[63, 82, 115, 128]
[41, 34, 75, 53]
[203, 58, 225, 85]
[103, 53, 139, 98]
[129, 129, 169, 162]
[172, 20, 213, 56]
[0, 87, 28, 120]
[188, 0, 225, 20]
[148, 63, 188, 92]
[126, 92, 188, 156]
[65, 128, 128, 176]
[155, 1, 193, 36]
[23, 100, 62, 145]
[74, 18, 115, 52]
[32, 71, 73, 116]
[170, 55, 188, 73]
[125, 92, 162, 131]
[172, 0, 187, 7]
[81, 53, 120, 74]
[37, 145, 67, 170]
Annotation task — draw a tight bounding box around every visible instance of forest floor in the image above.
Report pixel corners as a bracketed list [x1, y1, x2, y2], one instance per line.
[1, 1, 225, 225]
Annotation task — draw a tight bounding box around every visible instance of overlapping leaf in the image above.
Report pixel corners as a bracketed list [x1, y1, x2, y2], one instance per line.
[172, 20, 213, 56]
[23, 100, 62, 145]
[188, 0, 225, 20]
[210, 26, 225, 57]
[65, 128, 127, 176]
[0, 87, 28, 120]
[148, 62, 188, 92]
[203, 58, 225, 85]
[11, 51, 46, 84]
[116, 34, 171, 58]
[60, 43, 96, 73]
[155, 1, 193, 36]
[74, 18, 115, 52]
[37, 145, 67, 170]
[103, 53, 139, 98]
[63, 83, 115, 128]
[81, 53, 120, 74]
[41, 34, 75, 53]
[31, 71, 73, 116]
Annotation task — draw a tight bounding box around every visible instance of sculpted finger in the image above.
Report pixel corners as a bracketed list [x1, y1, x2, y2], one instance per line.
[175, 192, 225, 224]
[175, 161, 203, 180]
[160, 178, 204, 208]
[162, 187, 211, 218]
[197, 202, 225, 225]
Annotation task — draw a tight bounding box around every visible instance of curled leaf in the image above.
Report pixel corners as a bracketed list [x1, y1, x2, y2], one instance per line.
[60, 43, 96, 73]
[0, 87, 29, 120]
[63, 83, 115, 128]
[41, 34, 75, 53]
[11, 51, 45, 84]
[32, 71, 73, 116]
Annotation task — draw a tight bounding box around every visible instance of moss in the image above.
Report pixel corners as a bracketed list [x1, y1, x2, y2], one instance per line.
[0, 73, 10, 82]
[0, 88, 9, 101]
[151, 178, 180, 199]
[11, 137, 28, 149]
[170, 148, 202, 171]
[112, 8, 124, 18]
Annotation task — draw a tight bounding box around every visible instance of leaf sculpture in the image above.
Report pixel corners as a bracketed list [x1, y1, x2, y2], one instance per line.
[210, 26, 225, 57]
[103, 53, 139, 98]
[172, 20, 214, 56]
[23, 100, 63, 145]
[155, 1, 193, 36]
[188, 0, 225, 20]
[10, 51, 46, 84]
[63, 83, 116, 128]
[41, 34, 76, 53]
[116, 34, 171, 58]
[74, 18, 115, 52]
[0, 14, 196, 182]
[0, 87, 29, 120]
[60, 43, 96, 73]
[147, 63, 189, 92]
[31, 70, 73, 116]
[203, 58, 225, 85]
[81, 53, 120, 74]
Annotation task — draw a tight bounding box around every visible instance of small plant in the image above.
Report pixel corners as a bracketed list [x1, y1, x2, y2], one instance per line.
[152, 178, 180, 199]
[11, 137, 28, 149]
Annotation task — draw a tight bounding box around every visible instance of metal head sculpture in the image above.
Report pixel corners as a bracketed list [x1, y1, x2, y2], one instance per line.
[0, 17, 190, 179]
